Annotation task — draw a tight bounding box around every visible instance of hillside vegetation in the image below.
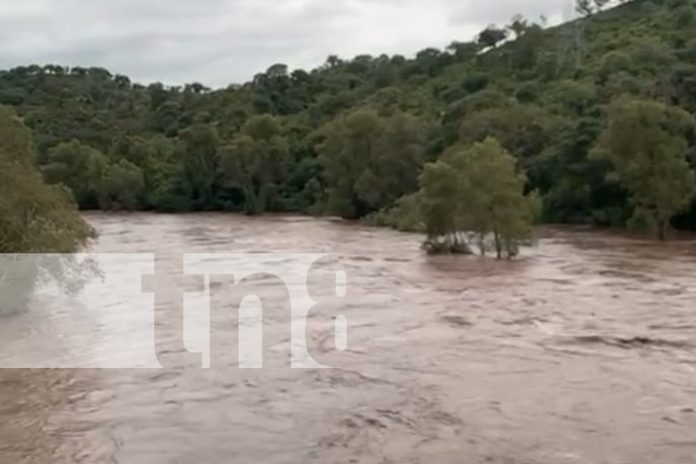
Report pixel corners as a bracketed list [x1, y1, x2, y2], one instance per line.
[3, 0, 696, 240]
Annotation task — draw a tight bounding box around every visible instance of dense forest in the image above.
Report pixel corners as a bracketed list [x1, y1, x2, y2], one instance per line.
[3, 0, 696, 247]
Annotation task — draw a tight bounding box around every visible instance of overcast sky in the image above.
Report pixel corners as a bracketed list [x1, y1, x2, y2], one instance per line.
[0, 0, 576, 88]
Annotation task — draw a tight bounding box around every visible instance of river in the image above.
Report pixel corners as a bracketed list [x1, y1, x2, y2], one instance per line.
[1, 213, 696, 463]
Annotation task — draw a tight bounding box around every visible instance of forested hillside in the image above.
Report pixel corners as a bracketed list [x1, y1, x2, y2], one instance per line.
[3, 0, 696, 236]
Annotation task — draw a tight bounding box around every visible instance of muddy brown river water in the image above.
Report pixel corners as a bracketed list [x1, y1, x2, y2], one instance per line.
[1, 213, 696, 464]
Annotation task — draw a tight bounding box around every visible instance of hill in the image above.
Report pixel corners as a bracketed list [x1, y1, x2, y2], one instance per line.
[2, 0, 696, 233]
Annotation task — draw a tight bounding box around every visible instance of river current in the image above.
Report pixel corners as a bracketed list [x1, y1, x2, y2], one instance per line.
[1, 213, 695, 463]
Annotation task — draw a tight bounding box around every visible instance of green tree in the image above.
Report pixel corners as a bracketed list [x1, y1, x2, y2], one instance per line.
[376, 112, 426, 204]
[546, 80, 597, 116]
[591, 97, 696, 240]
[218, 114, 289, 214]
[0, 106, 93, 252]
[318, 110, 385, 218]
[41, 140, 108, 209]
[109, 135, 155, 167]
[598, 51, 634, 80]
[628, 37, 675, 74]
[97, 160, 145, 210]
[317, 109, 425, 218]
[419, 138, 538, 258]
[454, 138, 539, 258]
[419, 160, 468, 253]
[180, 123, 219, 209]
[477, 26, 508, 48]
[0, 106, 94, 314]
[459, 104, 559, 162]
[576, 0, 612, 16]
[507, 14, 530, 39]
[446, 41, 482, 61]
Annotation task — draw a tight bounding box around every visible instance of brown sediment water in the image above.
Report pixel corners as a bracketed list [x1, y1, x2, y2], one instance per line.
[1, 213, 696, 463]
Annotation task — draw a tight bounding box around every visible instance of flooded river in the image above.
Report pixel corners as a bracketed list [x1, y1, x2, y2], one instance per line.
[1, 213, 696, 463]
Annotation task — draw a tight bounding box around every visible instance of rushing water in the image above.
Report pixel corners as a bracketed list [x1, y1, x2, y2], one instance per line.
[1, 213, 696, 463]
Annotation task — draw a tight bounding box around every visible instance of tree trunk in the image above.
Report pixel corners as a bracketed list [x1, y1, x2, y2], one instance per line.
[657, 218, 667, 242]
[493, 230, 502, 260]
[257, 184, 268, 214]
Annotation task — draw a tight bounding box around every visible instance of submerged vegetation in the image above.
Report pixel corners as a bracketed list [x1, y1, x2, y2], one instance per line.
[0, 106, 93, 253]
[419, 138, 539, 258]
[3, 0, 696, 256]
[0, 106, 95, 314]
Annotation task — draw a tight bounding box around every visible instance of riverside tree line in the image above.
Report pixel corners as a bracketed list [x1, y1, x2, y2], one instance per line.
[3, 0, 696, 258]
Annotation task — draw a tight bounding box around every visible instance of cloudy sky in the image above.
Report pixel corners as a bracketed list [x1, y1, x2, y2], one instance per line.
[0, 0, 576, 88]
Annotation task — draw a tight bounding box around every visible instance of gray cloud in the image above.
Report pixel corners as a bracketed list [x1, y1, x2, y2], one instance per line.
[0, 0, 574, 87]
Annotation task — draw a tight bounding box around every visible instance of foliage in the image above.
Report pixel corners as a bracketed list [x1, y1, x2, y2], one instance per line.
[419, 138, 539, 258]
[317, 109, 425, 218]
[219, 115, 289, 214]
[180, 123, 220, 209]
[365, 193, 425, 232]
[0, 105, 95, 314]
[0, 164, 97, 314]
[1, 0, 696, 242]
[591, 96, 696, 239]
[97, 160, 145, 210]
[478, 26, 509, 48]
[41, 140, 107, 209]
[0, 106, 94, 253]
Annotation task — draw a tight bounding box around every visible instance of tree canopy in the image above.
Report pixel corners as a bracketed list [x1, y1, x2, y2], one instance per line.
[419, 138, 539, 258]
[1, 0, 696, 244]
[591, 97, 696, 239]
[0, 106, 93, 253]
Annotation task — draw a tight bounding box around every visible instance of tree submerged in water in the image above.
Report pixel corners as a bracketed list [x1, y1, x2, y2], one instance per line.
[0, 105, 95, 315]
[418, 137, 539, 259]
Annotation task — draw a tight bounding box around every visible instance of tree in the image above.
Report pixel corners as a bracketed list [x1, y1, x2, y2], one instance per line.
[180, 123, 219, 209]
[318, 110, 384, 218]
[376, 112, 426, 204]
[459, 104, 559, 162]
[576, 0, 612, 16]
[324, 55, 343, 69]
[419, 161, 468, 254]
[148, 82, 170, 109]
[317, 109, 425, 218]
[446, 41, 482, 61]
[109, 135, 155, 167]
[218, 114, 289, 214]
[0, 106, 93, 253]
[507, 14, 530, 39]
[414, 48, 449, 76]
[599, 51, 634, 81]
[591, 97, 696, 240]
[455, 138, 539, 258]
[266, 63, 289, 79]
[41, 140, 108, 209]
[0, 106, 94, 314]
[576, 0, 595, 16]
[97, 160, 145, 210]
[509, 22, 544, 70]
[139, 136, 189, 211]
[477, 26, 508, 48]
[536, 117, 610, 224]
[628, 37, 675, 74]
[674, 5, 696, 27]
[546, 80, 597, 115]
[419, 138, 538, 258]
